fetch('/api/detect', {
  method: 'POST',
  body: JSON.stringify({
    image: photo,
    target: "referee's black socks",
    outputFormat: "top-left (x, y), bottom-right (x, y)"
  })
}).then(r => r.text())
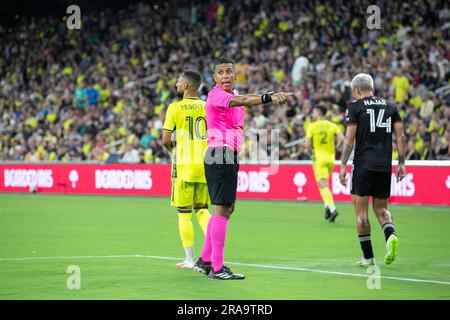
top-left (382, 223), bottom-right (396, 242)
top-left (358, 234), bottom-right (374, 259)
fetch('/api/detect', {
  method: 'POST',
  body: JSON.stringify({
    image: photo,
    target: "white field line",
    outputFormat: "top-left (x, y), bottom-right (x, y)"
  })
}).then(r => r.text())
top-left (0, 254), bottom-right (449, 286)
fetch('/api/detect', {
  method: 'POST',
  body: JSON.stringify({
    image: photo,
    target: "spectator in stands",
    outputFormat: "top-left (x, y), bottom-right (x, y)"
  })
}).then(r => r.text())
top-left (120, 143), bottom-right (140, 164)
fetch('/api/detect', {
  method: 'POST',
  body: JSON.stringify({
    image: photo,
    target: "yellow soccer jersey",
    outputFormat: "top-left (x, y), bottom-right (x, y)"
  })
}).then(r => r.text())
top-left (163, 97), bottom-right (207, 183)
top-left (306, 119), bottom-right (340, 162)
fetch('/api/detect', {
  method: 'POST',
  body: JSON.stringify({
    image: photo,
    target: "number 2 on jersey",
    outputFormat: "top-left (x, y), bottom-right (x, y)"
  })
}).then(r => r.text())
top-left (319, 131), bottom-right (327, 144)
top-left (366, 109), bottom-right (391, 133)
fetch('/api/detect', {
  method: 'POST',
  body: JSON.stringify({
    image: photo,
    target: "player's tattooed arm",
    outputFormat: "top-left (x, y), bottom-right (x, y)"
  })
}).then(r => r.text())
top-left (339, 125), bottom-right (356, 186)
top-left (340, 140), bottom-right (353, 166)
top-left (394, 122), bottom-right (406, 165)
top-left (394, 121), bottom-right (406, 182)
top-left (340, 125), bottom-right (357, 166)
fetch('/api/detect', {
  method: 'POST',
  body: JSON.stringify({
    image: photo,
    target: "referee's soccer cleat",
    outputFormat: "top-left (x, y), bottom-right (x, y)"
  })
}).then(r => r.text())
top-left (176, 260), bottom-right (195, 268)
top-left (328, 210), bottom-right (339, 222)
top-left (356, 258), bottom-right (375, 267)
top-left (325, 208), bottom-right (331, 220)
top-left (384, 234), bottom-right (399, 265)
top-left (208, 266), bottom-right (245, 280)
top-left (193, 257), bottom-right (212, 275)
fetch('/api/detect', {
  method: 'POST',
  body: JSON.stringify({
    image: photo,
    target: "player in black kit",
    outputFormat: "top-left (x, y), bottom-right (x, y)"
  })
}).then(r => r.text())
top-left (339, 73), bottom-right (406, 267)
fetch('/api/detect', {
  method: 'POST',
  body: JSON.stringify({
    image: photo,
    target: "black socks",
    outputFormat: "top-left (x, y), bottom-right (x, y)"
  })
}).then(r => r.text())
top-left (382, 223), bottom-right (396, 241)
top-left (359, 234), bottom-right (374, 259)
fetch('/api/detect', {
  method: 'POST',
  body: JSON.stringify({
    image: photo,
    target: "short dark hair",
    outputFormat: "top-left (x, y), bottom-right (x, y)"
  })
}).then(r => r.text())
top-left (214, 58), bottom-right (235, 69)
top-left (182, 70), bottom-right (202, 91)
top-left (314, 104), bottom-right (327, 116)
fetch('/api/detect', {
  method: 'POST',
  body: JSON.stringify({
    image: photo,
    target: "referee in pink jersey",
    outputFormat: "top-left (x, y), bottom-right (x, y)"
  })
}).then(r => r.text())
top-left (193, 58), bottom-right (292, 280)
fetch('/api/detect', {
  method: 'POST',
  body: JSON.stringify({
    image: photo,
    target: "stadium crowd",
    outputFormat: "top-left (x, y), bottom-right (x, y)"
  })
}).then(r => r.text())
top-left (0, 0), bottom-right (449, 163)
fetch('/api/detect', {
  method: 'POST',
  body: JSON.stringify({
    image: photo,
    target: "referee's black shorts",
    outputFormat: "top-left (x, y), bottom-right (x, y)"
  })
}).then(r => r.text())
top-left (350, 165), bottom-right (391, 199)
top-left (204, 146), bottom-right (239, 205)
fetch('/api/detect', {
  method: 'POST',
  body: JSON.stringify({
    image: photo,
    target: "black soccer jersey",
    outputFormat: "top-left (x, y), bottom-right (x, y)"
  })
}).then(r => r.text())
top-left (345, 96), bottom-right (402, 172)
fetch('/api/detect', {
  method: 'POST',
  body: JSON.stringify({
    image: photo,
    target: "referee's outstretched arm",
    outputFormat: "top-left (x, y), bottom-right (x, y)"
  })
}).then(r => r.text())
top-left (228, 92), bottom-right (294, 107)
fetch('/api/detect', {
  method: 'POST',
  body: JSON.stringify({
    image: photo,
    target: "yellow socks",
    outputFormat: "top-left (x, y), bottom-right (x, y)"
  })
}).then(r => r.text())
top-left (178, 213), bottom-right (194, 248)
top-left (319, 187), bottom-right (336, 212)
top-left (195, 208), bottom-right (211, 235)
top-left (177, 208), bottom-right (210, 262)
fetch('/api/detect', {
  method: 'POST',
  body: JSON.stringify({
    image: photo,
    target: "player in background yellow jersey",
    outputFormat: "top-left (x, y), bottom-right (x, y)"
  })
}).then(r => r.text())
top-left (305, 104), bottom-right (344, 222)
top-left (162, 70), bottom-right (211, 268)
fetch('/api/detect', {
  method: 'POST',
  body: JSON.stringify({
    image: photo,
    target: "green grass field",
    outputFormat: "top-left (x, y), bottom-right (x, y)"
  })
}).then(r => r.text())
top-left (0, 194), bottom-right (449, 300)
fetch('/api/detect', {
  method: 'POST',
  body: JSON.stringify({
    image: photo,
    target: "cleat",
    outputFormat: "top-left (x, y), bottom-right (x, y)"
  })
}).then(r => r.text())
top-left (193, 257), bottom-right (212, 275)
top-left (208, 266), bottom-right (245, 280)
top-left (176, 260), bottom-right (195, 268)
top-left (384, 234), bottom-right (399, 265)
top-left (356, 258), bottom-right (375, 267)
top-left (328, 210), bottom-right (339, 222)
top-left (325, 208), bottom-right (331, 220)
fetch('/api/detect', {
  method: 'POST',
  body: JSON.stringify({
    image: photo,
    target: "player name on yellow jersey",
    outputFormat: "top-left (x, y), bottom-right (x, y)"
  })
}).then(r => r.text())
top-left (180, 103), bottom-right (204, 111)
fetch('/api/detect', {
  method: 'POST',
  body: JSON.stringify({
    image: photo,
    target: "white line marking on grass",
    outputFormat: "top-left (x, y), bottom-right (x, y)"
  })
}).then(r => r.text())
top-left (1, 254), bottom-right (449, 286)
top-left (225, 261), bottom-right (450, 286)
top-left (0, 254), bottom-right (179, 262)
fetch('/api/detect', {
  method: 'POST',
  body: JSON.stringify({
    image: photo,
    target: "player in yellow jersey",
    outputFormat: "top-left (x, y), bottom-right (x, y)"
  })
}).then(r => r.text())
top-left (162, 70), bottom-right (211, 268)
top-left (305, 104), bottom-right (344, 222)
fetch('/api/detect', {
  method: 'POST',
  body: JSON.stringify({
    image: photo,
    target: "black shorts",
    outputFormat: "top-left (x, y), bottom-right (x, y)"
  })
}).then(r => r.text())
top-left (204, 147), bottom-right (239, 205)
top-left (351, 165), bottom-right (391, 199)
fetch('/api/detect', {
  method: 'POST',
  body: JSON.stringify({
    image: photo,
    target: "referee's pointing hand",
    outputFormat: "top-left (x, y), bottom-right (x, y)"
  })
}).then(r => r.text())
top-left (271, 92), bottom-right (294, 105)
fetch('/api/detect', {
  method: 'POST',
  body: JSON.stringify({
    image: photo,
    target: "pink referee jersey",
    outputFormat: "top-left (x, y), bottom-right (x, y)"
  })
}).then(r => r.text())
top-left (205, 85), bottom-right (245, 152)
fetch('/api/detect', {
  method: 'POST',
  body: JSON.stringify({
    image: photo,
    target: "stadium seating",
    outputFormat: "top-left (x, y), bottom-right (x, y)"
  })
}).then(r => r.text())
top-left (0, 0), bottom-right (448, 163)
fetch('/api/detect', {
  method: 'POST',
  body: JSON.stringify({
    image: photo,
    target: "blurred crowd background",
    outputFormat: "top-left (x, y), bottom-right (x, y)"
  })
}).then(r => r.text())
top-left (0, 0), bottom-right (449, 163)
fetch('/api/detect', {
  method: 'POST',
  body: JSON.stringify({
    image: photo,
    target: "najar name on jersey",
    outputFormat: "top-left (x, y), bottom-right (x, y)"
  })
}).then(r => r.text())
top-left (345, 99), bottom-right (387, 122)
top-left (363, 99), bottom-right (387, 106)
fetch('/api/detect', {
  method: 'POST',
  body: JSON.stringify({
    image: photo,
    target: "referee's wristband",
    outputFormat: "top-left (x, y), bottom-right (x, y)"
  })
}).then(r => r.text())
top-left (261, 92), bottom-right (273, 104)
